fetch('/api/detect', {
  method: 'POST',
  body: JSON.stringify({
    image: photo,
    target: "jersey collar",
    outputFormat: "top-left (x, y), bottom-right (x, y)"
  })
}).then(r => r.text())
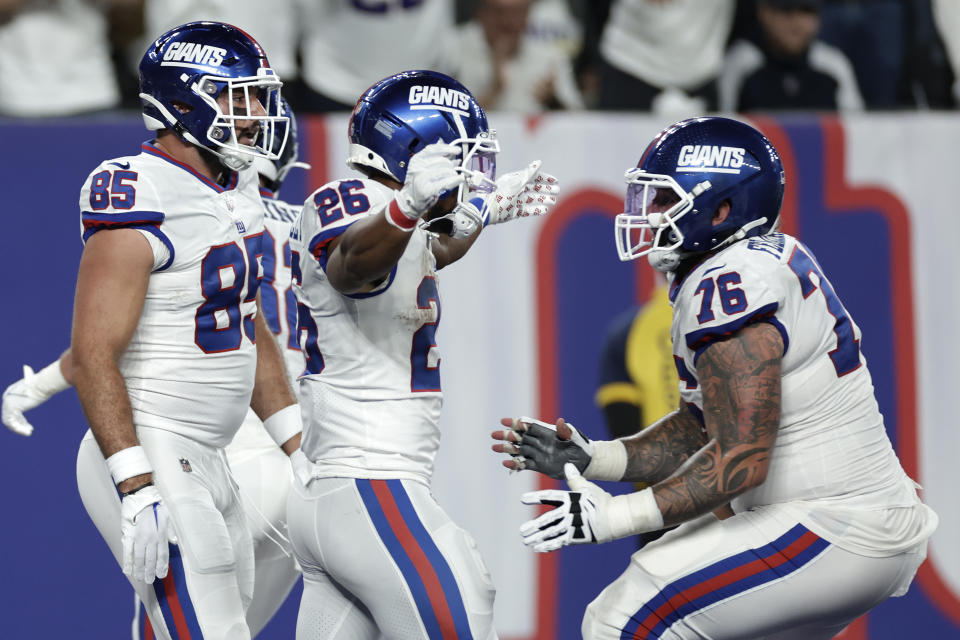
top-left (141, 142), bottom-right (239, 193)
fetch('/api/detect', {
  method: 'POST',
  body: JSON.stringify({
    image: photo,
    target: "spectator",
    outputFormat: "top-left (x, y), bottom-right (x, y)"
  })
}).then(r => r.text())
top-left (448, 0), bottom-right (584, 112)
top-left (295, 0), bottom-right (453, 112)
top-left (819, 0), bottom-right (954, 110)
top-left (0, 0), bottom-right (121, 117)
top-left (581, 0), bottom-right (735, 114)
top-left (719, 0), bottom-right (864, 112)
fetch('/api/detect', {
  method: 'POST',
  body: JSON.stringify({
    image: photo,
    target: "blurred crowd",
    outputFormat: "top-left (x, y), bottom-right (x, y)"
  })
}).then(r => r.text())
top-left (1, 0), bottom-right (957, 119)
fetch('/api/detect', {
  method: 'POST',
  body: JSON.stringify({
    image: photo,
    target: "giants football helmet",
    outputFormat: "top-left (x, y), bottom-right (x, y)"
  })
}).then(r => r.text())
top-left (139, 21), bottom-right (288, 171)
top-left (254, 96), bottom-right (311, 192)
top-left (347, 70), bottom-right (499, 234)
top-left (615, 117), bottom-right (785, 272)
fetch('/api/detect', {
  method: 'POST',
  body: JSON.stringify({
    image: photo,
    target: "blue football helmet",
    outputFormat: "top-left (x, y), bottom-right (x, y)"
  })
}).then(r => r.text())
top-left (347, 70), bottom-right (499, 224)
top-left (615, 117), bottom-right (786, 272)
top-left (139, 21), bottom-right (288, 171)
top-left (254, 96), bottom-right (311, 192)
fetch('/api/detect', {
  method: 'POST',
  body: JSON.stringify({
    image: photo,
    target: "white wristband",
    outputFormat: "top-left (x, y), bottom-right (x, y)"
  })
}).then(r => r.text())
top-left (263, 404), bottom-right (302, 448)
top-left (605, 487), bottom-right (664, 539)
top-left (584, 439), bottom-right (628, 481)
top-left (105, 445), bottom-right (153, 486)
top-left (33, 359), bottom-right (70, 397)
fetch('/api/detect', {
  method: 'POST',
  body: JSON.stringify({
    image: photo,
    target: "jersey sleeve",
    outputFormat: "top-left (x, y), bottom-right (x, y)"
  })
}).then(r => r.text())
top-left (300, 178), bottom-right (393, 271)
top-left (78, 159), bottom-right (172, 270)
top-left (674, 252), bottom-right (788, 366)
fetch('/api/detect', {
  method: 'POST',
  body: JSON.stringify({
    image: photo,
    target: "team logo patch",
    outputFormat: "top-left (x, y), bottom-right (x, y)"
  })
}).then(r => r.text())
top-left (179, 458), bottom-right (193, 473)
top-left (676, 145), bottom-right (746, 174)
top-left (235, 220), bottom-right (246, 234)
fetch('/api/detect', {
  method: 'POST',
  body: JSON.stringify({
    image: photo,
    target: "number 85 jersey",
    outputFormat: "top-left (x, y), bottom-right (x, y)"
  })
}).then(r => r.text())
top-left (670, 232), bottom-right (913, 516)
top-left (291, 177), bottom-right (443, 483)
top-left (79, 142), bottom-right (266, 448)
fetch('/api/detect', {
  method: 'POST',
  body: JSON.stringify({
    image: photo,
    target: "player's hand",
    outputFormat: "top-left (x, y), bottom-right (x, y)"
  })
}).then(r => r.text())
top-left (395, 141), bottom-right (466, 220)
top-left (491, 416), bottom-right (593, 479)
top-left (120, 484), bottom-right (172, 583)
top-left (2, 364), bottom-right (59, 436)
top-left (520, 464), bottom-right (663, 552)
top-left (483, 160), bottom-right (559, 225)
top-left (520, 463), bottom-right (604, 552)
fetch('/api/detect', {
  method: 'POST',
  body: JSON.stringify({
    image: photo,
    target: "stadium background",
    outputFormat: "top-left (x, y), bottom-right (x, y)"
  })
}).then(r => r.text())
top-left (0, 111), bottom-right (957, 639)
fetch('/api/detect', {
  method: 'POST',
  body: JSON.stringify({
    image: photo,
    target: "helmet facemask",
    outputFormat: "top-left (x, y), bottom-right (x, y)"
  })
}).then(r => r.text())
top-left (615, 168), bottom-right (706, 271)
top-left (141, 68), bottom-right (287, 172)
top-left (426, 127), bottom-right (501, 238)
top-left (200, 70), bottom-right (287, 171)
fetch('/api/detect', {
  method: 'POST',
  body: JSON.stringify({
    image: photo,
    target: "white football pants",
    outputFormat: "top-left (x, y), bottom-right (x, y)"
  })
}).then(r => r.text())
top-left (582, 508), bottom-right (927, 639)
top-left (77, 427), bottom-right (255, 640)
top-left (287, 475), bottom-right (498, 639)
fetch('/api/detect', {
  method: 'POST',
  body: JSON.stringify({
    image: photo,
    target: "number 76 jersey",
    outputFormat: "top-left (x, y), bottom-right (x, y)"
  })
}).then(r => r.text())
top-left (291, 177), bottom-right (443, 483)
top-left (670, 232), bottom-right (913, 518)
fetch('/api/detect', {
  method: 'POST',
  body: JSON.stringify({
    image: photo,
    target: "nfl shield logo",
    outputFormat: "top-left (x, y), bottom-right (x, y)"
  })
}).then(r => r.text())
top-left (179, 458), bottom-right (192, 473)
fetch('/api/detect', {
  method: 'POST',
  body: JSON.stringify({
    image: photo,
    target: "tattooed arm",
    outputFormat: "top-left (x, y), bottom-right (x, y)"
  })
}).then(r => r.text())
top-left (651, 322), bottom-right (783, 526)
top-left (618, 403), bottom-right (708, 484)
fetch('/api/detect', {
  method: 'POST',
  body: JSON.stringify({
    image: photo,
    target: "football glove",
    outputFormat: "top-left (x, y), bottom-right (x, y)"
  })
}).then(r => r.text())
top-left (519, 463), bottom-right (663, 552)
top-left (120, 484), bottom-right (173, 584)
top-left (2, 362), bottom-right (70, 436)
top-left (394, 142), bottom-right (466, 221)
top-left (483, 160), bottom-right (559, 225)
top-left (494, 416), bottom-right (594, 480)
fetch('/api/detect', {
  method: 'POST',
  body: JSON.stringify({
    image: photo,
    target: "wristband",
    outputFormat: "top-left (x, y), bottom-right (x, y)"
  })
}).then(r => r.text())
top-left (33, 359), bottom-right (70, 396)
top-left (584, 439), bottom-right (628, 481)
top-left (605, 487), bottom-right (664, 539)
top-left (263, 404), bottom-right (302, 448)
top-left (106, 445), bottom-right (153, 486)
top-left (385, 199), bottom-right (417, 232)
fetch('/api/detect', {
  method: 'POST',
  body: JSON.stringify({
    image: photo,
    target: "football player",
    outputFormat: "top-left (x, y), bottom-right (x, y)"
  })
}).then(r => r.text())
top-left (286, 70), bottom-right (559, 639)
top-left (494, 117), bottom-right (938, 639)
top-left (1, 94), bottom-right (310, 638)
top-left (75, 21), bottom-right (299, 640)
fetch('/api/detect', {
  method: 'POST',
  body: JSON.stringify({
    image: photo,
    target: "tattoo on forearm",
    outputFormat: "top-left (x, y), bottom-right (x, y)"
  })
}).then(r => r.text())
top-left (621, 407), bottom-right (707, 483)
top-left (653, 322), bottom-right (782, 525)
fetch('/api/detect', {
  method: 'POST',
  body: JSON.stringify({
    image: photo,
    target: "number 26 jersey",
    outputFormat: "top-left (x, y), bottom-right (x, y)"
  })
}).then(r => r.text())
top-left (291, 178), bottom-right (443, 483)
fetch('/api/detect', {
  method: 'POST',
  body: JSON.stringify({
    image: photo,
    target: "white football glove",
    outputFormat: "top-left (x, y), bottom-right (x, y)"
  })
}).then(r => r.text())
top-left (395, 142), bottom-right (466, 221)
top-left (519, 463), bottom-right (663, 553)
top-left (2, 362), bottom-right (70, 436)
top-left (120, 484), bottom-right (173, 583)
top-left (484, 160), bottom-right (559, 225)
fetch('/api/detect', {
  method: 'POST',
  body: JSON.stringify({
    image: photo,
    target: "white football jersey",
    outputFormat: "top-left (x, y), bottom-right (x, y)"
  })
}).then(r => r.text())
top-left (79, 143), bottom-right (266, 448)
top-left (671, 232), bottom-right (936, 554)
top-left (291, 177), bottom-right (442, 483)
top-left (258, 188), bottom-right (307, 381)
